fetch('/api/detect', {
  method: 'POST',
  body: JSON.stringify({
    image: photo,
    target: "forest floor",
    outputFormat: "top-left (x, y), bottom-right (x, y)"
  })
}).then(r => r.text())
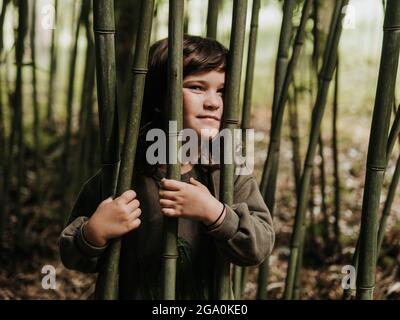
top-left (1, 107), bottom-right (400, 300)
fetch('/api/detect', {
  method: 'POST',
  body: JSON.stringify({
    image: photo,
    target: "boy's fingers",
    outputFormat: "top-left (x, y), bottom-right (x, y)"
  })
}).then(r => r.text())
top-left (190, 177), bottom-right (209, 191)
top-left (129, 208), bottom-right (142, 220)
top-left (161, 208), bottom-right (176, 217)
top-left (159, 190), bottom-right (178, 200)
top-left (128, 218), bottom-right (141, 230)
top-left (190, 177), bottom-right (203, 187)
top-left (159, 199), bottom-right (175, 208)
top-left (116, 190), bottom-right (137, 204)
top-left (126, 199), bottom-right (140, 213)
top-left (160, 178), bottom-right (182, 191)
top-left (102, 197), bottom-right (113, 204)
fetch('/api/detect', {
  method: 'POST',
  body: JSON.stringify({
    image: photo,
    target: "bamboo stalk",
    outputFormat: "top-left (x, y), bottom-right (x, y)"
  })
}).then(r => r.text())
top-left (258, 0), bottom-right (313, 300)
top-left (217, 0), bottom-right (247, 300)
top-left (61, 0), bottom-right (90, 223)
top-left (356, 0), bottom-right (400, 300)
top-left (206, 0), bottom-right (220, 39)
top-left (46, 0), bottom-right (58, 130)
top-left (73, 6), bottom-right (96, 193)
top-left (161, 0), bottom-right (183, 300)
top-left (386, 106), bottom-right (400, 159)
top-left (14, 0), bottom-right (28, 246)
top-left (318, 135), bottom-right (329, 242)
top-left (377, 154), bottom-right (400, 258)
top-left (184, 0), bottom-right (189, 34)
top-left (0, 57), bottom-right (5, 242)
top-left (92, 0), bottom-right (120, 299)
top-left (332, 59), bottom-right (341, 252)
top-left (0, 0), bottom-right (9, 56)
top-left (284, 0), bottom-right (348, 300)
top-left (234, 0), bottom-right (261, 300)
top-left (344, 106), bottom-right (400, 299)
top-left (94, 0), bottom-right (155, 300)
top-left (288, 83), bottom-right (301, 192)
top-left (0, 0), bottom-right (10, 241)
top-left (30, 0), bottom-right (41, 193)
top-left (115, 0), bottom-right (141, 142)
top-left (271, 0), bottom-right (296, 121)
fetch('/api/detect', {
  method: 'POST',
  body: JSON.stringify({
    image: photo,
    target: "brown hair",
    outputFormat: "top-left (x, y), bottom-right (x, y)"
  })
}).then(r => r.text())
top-left (135, 35), bottom-right (228, 175)
top-left (139, 35), bottom-right (228, 133)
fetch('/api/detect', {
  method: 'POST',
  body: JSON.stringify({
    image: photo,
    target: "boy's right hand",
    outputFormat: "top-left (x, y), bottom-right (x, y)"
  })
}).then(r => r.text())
top-left (83, 190), bottom-right (142, 247)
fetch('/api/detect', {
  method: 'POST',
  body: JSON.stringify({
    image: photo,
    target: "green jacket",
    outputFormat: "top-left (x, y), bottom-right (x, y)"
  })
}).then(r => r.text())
top-left (59, 163), bottom-right (274, 299)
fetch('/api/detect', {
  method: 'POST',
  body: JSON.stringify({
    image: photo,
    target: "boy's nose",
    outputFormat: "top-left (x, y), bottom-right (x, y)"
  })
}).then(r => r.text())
top-left (204, 92), bottom-right (221, 110)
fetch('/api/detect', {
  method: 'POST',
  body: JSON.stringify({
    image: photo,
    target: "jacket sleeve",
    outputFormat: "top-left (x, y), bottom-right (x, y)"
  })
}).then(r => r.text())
top-left (59, 170), bottom-right (108, 273)
top-left (206, 174), bottom-right (275, 266)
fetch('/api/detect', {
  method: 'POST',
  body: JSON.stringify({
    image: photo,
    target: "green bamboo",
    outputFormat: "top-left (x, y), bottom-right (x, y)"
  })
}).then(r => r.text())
top-left (377, 154), bottom-right (400, 258)
top-left (161, 0), bottom-right (183, 300)
top-left (183, 0), bottom-right (189, 34)
top-left (288, 83), bottom-right (301, 192)
top-left (344, 106), bottom-right (400, 299)
top-left (95, 0), bottom-right (155, 299)
top-left (284, 0), bottom-right (348, 300)
top-left (271, 0), bottom-right (296, 121)
top-left (258, 0), bottom-right (313, 300)
top-left (61, 0), bottom-right (90, 222)
top-left (0, 0), bottom-right (10, 242)
top-left (386, 106), bottom-right (400, 160)
top-left (14, 0), bottom-right (28, 246)
top-left (374, 106), bottom-right (400, 257)
top-left (30, 0), bottom-right (40, 184)
top-left (115, 0), bottom-right (141, 142)
top-left (0, 59), bottom-right (4, 243)
top-left (308, 165), bottom-right (317, 244)
top-left (0, 0), bottom-right (9, 56)
top-left (46, 0), bottom-right (58, 130)
top-left (206, 0), bottom-right (220, 39)
top-left (0, 0), bottom-right (6, 163)
top-left (318, 135), bottom-right (329, 242)
top-left (332, 59), bottom-right (341, 252)
top-left (73, 5), bottom-right (96, 193)
top-left (234, 0), bottom-right (261, 300)
top-left (217, 0), bottom-right (247, 300)
top-left (292, 223), bottom-right (305, 299)
top-left (92, 0), bottom-right (120, 299)
top-left (356, 0), bottom-right (400, 300)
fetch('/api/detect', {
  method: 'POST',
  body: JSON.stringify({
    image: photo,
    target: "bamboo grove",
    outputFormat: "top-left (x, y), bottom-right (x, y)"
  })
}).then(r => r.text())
top-left (0, 0), bottom-right (400, 300)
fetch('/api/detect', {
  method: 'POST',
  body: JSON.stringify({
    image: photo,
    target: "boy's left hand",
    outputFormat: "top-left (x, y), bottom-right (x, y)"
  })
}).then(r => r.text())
top-left (159, 177), bottom-right (225, 226)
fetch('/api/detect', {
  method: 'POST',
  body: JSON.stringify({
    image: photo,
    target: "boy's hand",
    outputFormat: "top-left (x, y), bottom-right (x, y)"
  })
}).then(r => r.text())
top-left (84, 190), bottom-right (142, 247)
top-left (159, 178), bottom-right (225, 226)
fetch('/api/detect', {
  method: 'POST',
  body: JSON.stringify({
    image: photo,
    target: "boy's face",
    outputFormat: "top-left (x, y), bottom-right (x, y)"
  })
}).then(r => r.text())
top-left (182, 70), bottom-right (225, 140)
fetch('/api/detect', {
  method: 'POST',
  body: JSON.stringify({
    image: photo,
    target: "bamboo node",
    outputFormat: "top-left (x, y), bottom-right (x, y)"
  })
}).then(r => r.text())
top-left (93, 29), bottom-right (115, 34)
top-left (223, 119), bottom-right (239, 125)
top-left (369, 166), bottom-right (386, 172)
top-left (132, 67), bottom-right (148, 75)
top-left (357, 285), bottom-right (375, 290)
top-left (383, 25), bottom-right (400, 32)
top-left (168, 131), bottom-right (180, 137)
top-left (162, 254), bottom-right (179, 259)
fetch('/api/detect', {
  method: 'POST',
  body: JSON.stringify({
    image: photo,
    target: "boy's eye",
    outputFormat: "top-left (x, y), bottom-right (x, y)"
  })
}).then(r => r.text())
top-left (218, 89), bottom-right (225, 96)
top-left (189, 85), bottom-right (204, 92)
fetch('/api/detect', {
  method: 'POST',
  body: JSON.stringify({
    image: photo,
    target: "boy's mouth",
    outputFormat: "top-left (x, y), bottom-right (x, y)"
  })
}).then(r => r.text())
top-left (197, 115), bottom-right (220, 122)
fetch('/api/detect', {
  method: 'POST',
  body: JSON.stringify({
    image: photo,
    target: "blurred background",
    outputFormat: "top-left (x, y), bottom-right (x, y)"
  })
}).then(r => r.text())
top-left (0, 0), bottom-right (399, 299)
